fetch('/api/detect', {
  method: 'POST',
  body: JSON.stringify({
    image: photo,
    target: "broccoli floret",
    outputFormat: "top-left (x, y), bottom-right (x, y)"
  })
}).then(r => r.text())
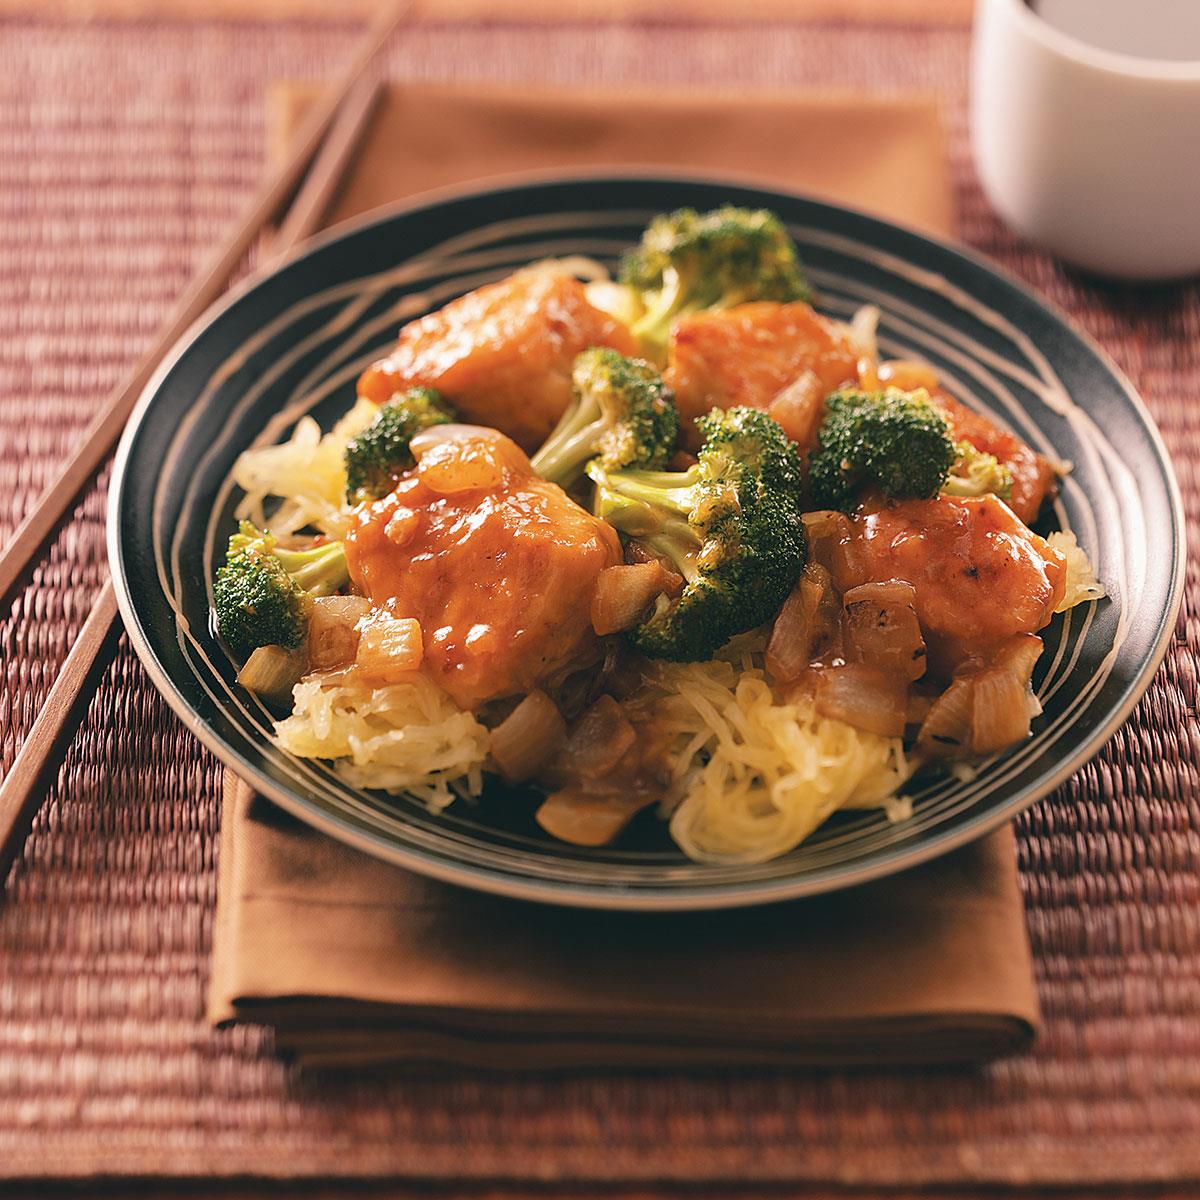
top-left (345, 387), bottom-right (455, 501)
top-left (589, 406), bottom-right (806, 661)
top-left (942, 440), bottom-right (1014, 501)
top-left (213, 521), bottom-right (348, 658)
top-left (807, 387), bottom-right (958, 511)
top-left (619, 206), bottom-right (813, 358)
top-left (529, 348), bottom-right (679, 489)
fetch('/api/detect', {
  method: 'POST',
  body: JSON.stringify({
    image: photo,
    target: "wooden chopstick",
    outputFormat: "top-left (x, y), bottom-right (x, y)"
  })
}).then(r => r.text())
top-left (0, 0), bottom-right (409, 609)
top-left (0, 12), bottom-right (402, 884)
top-left (274, 77), bottom-right (386, 262)
top-left (0, 582), bottom-right (120, 881)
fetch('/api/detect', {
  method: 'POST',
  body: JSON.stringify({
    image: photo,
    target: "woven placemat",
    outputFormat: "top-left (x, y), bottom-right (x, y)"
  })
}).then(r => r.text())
top-left (1, 15), bottom-right (1197, 1191)
top-left (0, 0), bottom-right (976, 21)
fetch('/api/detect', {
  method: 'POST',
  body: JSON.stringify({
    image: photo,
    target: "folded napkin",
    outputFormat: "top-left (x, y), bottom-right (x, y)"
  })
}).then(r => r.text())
top-left (210, 81), bottom-right (1038, 1068)
top-left (268, 82), bottom-right (955, 238)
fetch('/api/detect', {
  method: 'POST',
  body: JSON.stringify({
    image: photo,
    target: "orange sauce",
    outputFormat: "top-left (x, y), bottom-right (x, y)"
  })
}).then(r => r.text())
top-left (344, 427), bottom-right (621, 709)
top-left (830, 494), bottom-right (1067, 677)
top-left (357, 267), bottom-right (637, 452)
top-left (932, 388), bottom-right (1058, 524)
top-left (664, 301), bottom-right (858, 445)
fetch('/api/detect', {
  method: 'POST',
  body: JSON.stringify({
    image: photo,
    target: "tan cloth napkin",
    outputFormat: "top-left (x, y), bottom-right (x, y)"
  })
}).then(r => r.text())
top-left (269, 82), bottom-right (955, 238)
top-left (209, 81), bottom-right (1038, 1067)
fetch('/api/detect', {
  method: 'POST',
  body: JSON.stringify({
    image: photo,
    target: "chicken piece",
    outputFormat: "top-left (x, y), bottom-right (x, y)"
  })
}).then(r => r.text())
top-left (357, 266), bottom-right (638, 452)
top-left (931, 388), bottom-right (1057, 524)
top-left (664, 301), bottom-right (858, 444)
top-left (344, 425), bottom-right (622, 709)
top-left (830, 494), bottom-right (1067, 677)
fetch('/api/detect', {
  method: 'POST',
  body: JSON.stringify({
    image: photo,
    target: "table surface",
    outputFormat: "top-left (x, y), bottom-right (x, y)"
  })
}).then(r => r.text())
top-left (1, 11), bottom-right (1198, 1198)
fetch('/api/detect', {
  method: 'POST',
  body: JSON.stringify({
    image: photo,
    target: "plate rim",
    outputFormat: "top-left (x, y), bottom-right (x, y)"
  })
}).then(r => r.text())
top-left (106, 168), bottom-right (1187, 911)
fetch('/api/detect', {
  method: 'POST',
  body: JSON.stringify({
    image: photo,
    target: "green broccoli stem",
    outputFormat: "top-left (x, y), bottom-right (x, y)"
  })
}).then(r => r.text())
top-left (595, 465), bottom-right (703, 518)
top-left (629, 273), bottom-right (758, 351)
top-left (637, 530), bottom-right (704, 585)
top-left (630, 267), bottom-right (686, 347)
top-left (272, 541), bottom-right (348, 597)
top-left (529, 396), bottom-right (606, 484)
top-left (592, 466), bottom-right (706, 584)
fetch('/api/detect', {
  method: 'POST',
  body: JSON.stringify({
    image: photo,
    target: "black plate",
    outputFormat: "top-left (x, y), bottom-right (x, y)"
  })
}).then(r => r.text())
top-left (107, 173), bottom-right (1185, 910)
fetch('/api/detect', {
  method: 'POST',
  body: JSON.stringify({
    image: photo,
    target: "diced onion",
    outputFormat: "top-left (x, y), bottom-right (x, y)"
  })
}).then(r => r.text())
top-left (802, 510), bottom-right (855, 576)
top-left (384, 505), bottom-right (421, 548)
top-left (848, 304), bottom-right (880, 363)
top-left (905, 689), bottom-right (934, 729)
top-left (553, 695), bottom-right (637, 780)
top-left (308, 594), bottom-right (371, 670)
top-left (968, 634), bottom-right (1043, 754)
top-left (842, 580), bottom-right (927, 681)
top-left (489, 690), bottom-right (567, 782)
top-left (813, 664), bottom-right (908, 737)
top-left (765, 564), bottom-right (833, 684)
top-left (848, 305), bottom-right (880, 389)
top-left (585, 279), bottom-right (645, 331)
top-left (237, 644), bottom-right (306, 700)
top-left (918, 634), bottom-right (1044, 758)
top-left (591, 561), bottom-right (680, 636)
top-left (411, 424), bottom-right (524, 493)
top-left (314, 594), bottom-right (372, 621)
top-left (877, 359), bottom-right (940, 392)
top-left (917, 676), bottom-right (974, 758)
top-left (992, 632), bottom-right (1044, 679)
top-left (354, 610), bottom-right (423, 681)
top-left (765, 593), bottom-right (813, 685)
top-left (969, 668), bottom-right (1036, 754)
top-left (768, 369), bottom-right (825, 448)
top-left (1046, 530), bottom-right (1106, 611)
top-left (536, 786), bottom-right (654, 847)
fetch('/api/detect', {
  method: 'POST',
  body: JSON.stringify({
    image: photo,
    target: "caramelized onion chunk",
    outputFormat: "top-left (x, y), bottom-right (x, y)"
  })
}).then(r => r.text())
top-left (916, 675), bottom-right (975, 758)
top-left (842, 579), bottom-right (927, 681)
top-left (489, 689), bottom-right (567, 782)
top-left (876, 358), bottom-right (940, 392)
top-left (552, 694), bottom-right (638, 780)
top-left (802, 510), bottom-right (856, 576)
top-left (968, 634), bottom-right (1043, 754)
top-left (813, 664), bottom-right (907, 738)
top-left (917, 634), bottom-right (1043, 758)
top-left (768, 369), bottom-right (825, 448)
top-left (766, 563), bottom-right (835, 683)
top-left (536, 786), bottom-right (656, 847)
top-left (354, 610), bottom-right (423, 681)
top-left (591, 561), bottom-right (682, 637)
top-left (308, 594), bottom-right (372, 670)
top-left (411, 424), bottom-right (521, 493)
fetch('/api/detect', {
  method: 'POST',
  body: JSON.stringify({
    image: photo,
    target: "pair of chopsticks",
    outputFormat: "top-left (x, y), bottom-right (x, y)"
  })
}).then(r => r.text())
top-left (0, 3), bottom-right (411, 882)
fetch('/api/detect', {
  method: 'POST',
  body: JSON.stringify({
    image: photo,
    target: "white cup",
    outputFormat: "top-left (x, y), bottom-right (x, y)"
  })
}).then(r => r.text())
top-left (970, 0), bottom-right (1200, 280)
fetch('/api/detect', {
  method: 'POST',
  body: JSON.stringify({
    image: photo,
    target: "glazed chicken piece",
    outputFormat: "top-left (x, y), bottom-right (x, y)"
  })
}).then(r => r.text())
top-left (357, 266), bottom-right (638, 453)
top-left (830, 493), bottom-right (1067, 677)
top-left (664, 301), bottom-right (858, 444)
top-left (931, 388), bottom-right (1057, 524)
top-left (344, 425), bottom-right (622, 709)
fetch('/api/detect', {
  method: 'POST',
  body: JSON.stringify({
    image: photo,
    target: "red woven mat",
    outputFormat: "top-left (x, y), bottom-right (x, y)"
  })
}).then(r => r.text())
top-left (1, 15), bottom-right (1198, 1191)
